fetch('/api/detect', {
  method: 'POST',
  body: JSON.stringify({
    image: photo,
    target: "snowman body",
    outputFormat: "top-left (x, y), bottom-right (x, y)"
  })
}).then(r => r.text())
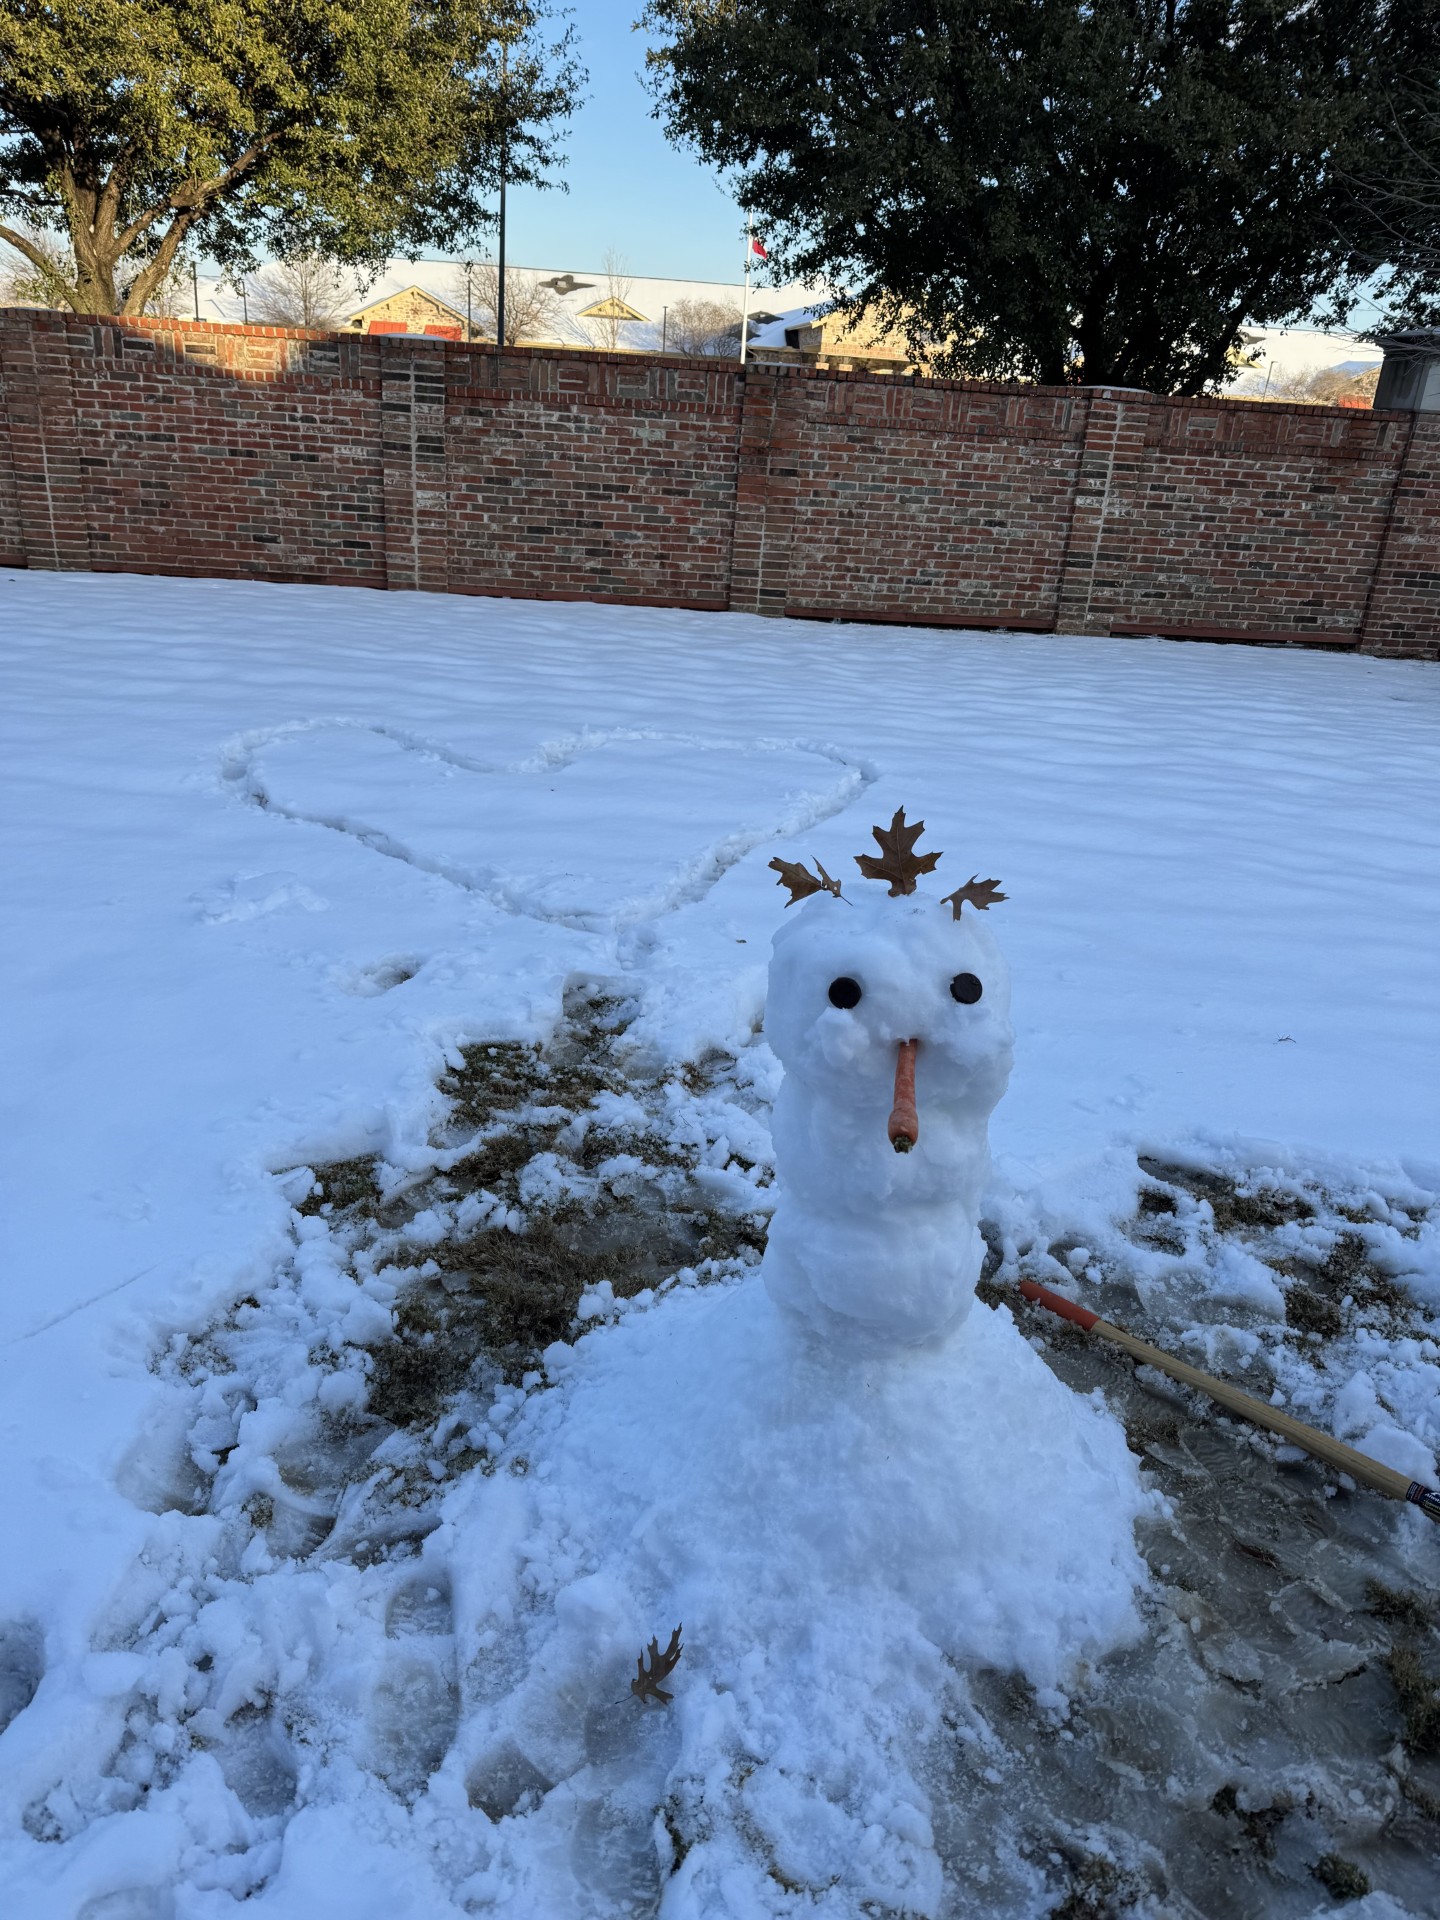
top-left (762, 886), bottom-right (1013, 1346)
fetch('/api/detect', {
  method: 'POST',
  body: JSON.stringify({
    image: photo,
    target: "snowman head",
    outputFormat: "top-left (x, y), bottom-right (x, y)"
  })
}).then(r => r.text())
top-left (766, 810), bottom-right (1012, 1153)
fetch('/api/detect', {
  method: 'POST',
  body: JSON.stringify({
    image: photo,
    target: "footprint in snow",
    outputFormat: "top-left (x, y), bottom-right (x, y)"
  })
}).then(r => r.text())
top-left (197, 869), bottom-right (329, 923)
top-left (0, 1619), bottom-right (44, 1737)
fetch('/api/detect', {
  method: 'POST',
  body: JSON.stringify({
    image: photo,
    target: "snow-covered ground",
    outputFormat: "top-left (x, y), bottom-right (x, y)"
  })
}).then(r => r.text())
top-left (1, 569), bottom-right (1437, 1919)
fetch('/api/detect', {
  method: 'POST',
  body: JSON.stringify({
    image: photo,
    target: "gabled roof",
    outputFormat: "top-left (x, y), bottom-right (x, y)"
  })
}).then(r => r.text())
top-left (578, 295), bottom-right (649, 323)
top-left (349, 284), bottom-right (466, 323)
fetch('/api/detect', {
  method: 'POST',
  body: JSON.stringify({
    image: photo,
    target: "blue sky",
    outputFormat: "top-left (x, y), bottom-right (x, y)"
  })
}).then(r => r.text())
top-left (506, 0), bottom-right (749, 283)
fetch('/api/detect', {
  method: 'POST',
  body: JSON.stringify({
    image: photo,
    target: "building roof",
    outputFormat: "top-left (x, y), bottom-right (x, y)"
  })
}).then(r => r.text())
top-left (348, 284), bottom-right (466, 326)
top-left (578, 294), bottom-right (651, 323)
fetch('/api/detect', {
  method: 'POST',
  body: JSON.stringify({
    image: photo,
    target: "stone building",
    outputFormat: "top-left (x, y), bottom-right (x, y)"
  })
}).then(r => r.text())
top-left (347, 286), bottom-right (468, 338)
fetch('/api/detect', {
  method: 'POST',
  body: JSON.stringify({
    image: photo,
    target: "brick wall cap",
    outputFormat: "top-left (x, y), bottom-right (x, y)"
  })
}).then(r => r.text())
top-left (0, 308), bottom-right (1405, 422)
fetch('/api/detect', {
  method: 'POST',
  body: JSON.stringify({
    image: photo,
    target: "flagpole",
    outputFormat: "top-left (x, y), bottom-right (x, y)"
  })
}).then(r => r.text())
top-left (740, 214), bottom-right (751, 366)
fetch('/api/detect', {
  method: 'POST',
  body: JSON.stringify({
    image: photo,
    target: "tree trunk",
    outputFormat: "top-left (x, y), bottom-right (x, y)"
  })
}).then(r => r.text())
top-left (118, 214), bottom-right (193, 316)
top-left (53, 161), bottom-right (123, 314)
top-left (69, 258), bottom-right (122, 315)
top-left (1077, 331), bottom-right (1121, 387)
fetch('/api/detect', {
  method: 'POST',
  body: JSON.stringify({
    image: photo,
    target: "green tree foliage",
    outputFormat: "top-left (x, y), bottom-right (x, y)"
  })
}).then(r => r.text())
top-left (1348, 81), bottom-right (1440, 325)
top-left (0, 0), bottom-right (580, 316)
top-left (644, 0), bottom-right (1440, 393)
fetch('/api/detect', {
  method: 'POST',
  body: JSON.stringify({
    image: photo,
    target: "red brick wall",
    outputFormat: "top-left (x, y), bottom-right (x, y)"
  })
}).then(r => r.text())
top-left (0, 309), bottom-right (1434, 656)
top-left (443, 352), bottom-right (742, 608)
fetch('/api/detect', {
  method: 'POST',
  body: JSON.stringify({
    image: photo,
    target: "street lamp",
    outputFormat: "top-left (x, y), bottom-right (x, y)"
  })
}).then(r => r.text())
top-left (496, 39), bottom-right (508, 350)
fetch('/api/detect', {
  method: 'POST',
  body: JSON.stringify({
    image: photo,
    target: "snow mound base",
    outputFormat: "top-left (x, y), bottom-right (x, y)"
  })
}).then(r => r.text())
top-left (443, 1274), bottom-right (1150, 1912)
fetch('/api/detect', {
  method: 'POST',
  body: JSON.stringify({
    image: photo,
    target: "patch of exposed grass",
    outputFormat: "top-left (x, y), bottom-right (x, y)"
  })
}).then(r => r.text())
top-left (1386, 1645), bottom-right (1440, 1754)
top-left (1266, 1231), bottom-right (1415, 1341)
top-left (1047, 1852), bottom-right (1150, 1920)
top-left (679, 1051), bottom-right (735, 1096)
top-left (1311, 1854), bottom-right (1371, 1900)
top-left (436, 1041), bottom-right (547, 1133)
top-left (1138, 1158), bottom-right (1314, 1233)
top-left (1137, 1187), bottom-right (1178, 1216)
top-left (1284, 1283), bottom-right (1344, 1339)
top-left (367, 1211), bottom-right (677, 1420)
top-left (294, 1157), bottom-right (382, 1217)
top-left (1365, 1580), bottom-right (1435, 1633)
top-left (356, 991), bottom-right (767, 1424)
top-left (690, 1207), bottom-right (767, 1264)
top-left (447, 1127), bottom-right (547, 1198)
top-left (1315, 1233), bottom-right (1409, 1314)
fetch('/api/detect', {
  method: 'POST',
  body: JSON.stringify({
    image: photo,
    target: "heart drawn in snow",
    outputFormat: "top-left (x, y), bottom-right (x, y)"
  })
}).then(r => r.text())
top-left (234, 723), bottom-right (870, 931)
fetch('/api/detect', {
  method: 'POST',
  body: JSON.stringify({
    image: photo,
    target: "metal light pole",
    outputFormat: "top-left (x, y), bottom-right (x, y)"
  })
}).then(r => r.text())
top-left (464, 259), bottom-right (474, 342)
top-left (496, 39), bottom-right (508, 351)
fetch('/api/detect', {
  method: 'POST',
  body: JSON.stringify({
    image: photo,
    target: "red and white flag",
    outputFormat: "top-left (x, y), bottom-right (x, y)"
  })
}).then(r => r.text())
top-left (749, 237), bottom-right (768, 261)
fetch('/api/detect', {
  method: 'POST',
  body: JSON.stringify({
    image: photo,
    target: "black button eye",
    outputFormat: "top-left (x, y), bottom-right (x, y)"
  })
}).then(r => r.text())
top-left (950, 973), bottom-right (983, 1004)
top-left (828, 976), bottom-right (862, 1009)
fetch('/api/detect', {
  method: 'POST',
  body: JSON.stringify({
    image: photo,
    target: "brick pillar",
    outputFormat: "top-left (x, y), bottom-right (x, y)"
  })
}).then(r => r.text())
top-left (729, 366), bottom-right (800, 616)
top-left (0, 310), bottom-right (93, 570)
top-left (0, 325), bottom-right (21, 567)
top-left (1054, 388), bottom-right (1152, 635)
top-left (378, 338), bottom-right (450, 592)
top-left (1359, 412), bottom-right (1440, 657)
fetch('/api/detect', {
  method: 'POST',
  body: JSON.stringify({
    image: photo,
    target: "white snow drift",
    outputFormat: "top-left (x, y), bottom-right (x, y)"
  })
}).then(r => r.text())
top-left (1, 569), bottom-right (1437, 1918)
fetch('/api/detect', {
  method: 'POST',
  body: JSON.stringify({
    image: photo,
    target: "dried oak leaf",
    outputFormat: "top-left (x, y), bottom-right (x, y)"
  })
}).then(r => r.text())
top-left (631, 1625), bottom-right (684, 1707)
top-left (855, 807), bottom-right (941, 896)
top-left (943, 876), bottom-right (1007, 919)
top-left (769, 856), bottom-right (843, 906)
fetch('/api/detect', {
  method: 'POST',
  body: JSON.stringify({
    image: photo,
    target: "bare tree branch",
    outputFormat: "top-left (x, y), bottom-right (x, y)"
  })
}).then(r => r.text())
top-left (0, 220), bottom-right (66, 281)
top-left (453, 261), bottom-right (565, 343)
top-left (584, 250), bottom-right (639, 351)
top-left (248, 253), bottom-right (360, 328)
top-left (119, 212), bottom-right (196, 316)
top-left (666, 296), bottom-right (742, 356)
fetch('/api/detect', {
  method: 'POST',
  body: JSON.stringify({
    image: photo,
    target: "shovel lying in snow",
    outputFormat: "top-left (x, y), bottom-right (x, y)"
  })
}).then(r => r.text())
top-left (1018, 1280), bottom-right (1440, 1523)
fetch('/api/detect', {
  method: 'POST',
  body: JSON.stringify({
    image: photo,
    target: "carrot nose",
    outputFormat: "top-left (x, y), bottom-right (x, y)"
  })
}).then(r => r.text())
top-left (888, 1039), bottom-right (920, 1152)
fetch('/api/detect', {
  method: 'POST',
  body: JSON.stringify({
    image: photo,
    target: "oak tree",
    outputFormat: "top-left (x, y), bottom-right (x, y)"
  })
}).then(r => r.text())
top-left (0, 0), bottom-right (580, 316)
top-left (644, 0), bottom-right (1440, 393)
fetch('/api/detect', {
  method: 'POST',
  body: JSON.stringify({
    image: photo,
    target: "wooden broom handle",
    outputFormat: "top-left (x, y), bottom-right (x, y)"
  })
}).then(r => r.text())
top-left (1018, 1280), bottom-right (1440, 1522)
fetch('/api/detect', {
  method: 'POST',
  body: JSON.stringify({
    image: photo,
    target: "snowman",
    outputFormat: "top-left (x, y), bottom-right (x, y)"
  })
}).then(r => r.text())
top-left (446, 814), bottom-right (1151, 1893)
top-left (763, 807), bottom-right (1011, 1347)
